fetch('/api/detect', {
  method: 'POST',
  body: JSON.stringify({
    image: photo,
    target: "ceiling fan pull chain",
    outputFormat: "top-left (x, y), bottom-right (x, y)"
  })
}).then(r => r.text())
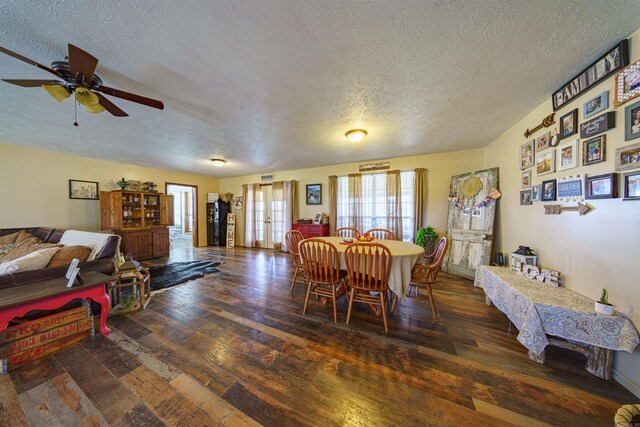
top-left (74, 99), bottom-right (78, 127)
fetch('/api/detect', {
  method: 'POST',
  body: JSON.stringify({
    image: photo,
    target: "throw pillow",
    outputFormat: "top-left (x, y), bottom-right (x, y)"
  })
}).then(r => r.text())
top-left (0, 240), bottom-right (61, 264)
top-left (47, 245), bottom-right (92, 268)
top-left (0, 243), bottom-right (16, 257)
top-left (0, 231), bottom-right (20, 245)
top-left (15, 230), bottom-right (40, 244)
top-left (0, 247), bottom-right (61, 275)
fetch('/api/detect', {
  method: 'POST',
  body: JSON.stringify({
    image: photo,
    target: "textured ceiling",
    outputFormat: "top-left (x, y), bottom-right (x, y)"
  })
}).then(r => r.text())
top-left (1, 1), bottom-right (639, 178)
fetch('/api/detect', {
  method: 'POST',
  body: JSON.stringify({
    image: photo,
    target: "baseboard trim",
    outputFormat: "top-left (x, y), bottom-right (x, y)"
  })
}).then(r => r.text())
top-left (613, 369), bottom-right (640, 399)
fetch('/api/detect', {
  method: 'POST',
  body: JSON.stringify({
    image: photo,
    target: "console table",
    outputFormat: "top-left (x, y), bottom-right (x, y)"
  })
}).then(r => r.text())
top-left (0, 271), bottom-right (113, 337)
top-left (474, 265), bottom-right (639, 379)
top-left (292, 223), bottom-right (330, 238)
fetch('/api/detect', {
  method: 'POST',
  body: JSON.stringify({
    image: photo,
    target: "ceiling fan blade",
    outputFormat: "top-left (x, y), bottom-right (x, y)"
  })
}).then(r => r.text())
top-left (68, 44), bottom-right (98, 83)
top-left (2, 79), bottom-right (63, 87)
top-left (95, 85), bottom-right (164, 110)
top-left (0, 46), bottom-right (63, 79)
top-left (97, 93), bottom-right (128, 117)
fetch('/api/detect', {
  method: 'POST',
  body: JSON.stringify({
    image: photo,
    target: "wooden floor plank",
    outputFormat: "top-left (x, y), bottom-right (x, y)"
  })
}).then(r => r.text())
top-left (3, 245), bottom-right (635, 426)
top-left (0, 374), bottom-right (29, 427)
top-left (17, 373), bottom-right (108, 426)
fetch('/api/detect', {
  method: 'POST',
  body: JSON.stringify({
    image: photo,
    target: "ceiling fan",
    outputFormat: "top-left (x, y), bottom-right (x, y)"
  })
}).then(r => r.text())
top-left (0, 43), bottom-right (164, 118)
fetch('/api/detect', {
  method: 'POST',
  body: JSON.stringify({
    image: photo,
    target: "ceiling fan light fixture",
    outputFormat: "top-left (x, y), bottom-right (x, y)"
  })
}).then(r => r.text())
top-left (345, 129), bottom-right (368, 143)
top-left (75, 87), bottom-right (99, 106)
top-left (85, 103), bottom-right (106, 114)
top-left (211, 158), bottom-right (227, 167)
top-left (42, 84), bottom-right (70, 103)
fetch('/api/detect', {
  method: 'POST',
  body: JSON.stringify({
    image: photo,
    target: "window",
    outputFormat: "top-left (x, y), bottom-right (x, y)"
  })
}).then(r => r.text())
top-left (337, 170), bottom-right (416, 242)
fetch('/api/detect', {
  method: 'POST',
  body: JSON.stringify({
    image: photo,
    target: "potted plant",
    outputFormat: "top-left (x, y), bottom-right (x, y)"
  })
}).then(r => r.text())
top-left (594, 288), bottom-right (615, 315)
top-left (414, 226), bottom-right (438, 255)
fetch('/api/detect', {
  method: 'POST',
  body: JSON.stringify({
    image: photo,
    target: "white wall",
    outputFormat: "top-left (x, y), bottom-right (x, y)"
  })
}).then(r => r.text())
top-left (0, 143), bottom-right (219, 246)
top-left (484, 28), bottom-right (640, 396)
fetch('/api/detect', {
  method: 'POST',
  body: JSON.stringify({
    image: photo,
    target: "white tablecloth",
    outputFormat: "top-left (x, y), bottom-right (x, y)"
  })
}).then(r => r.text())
top-left (474, 265), bottom-right (640, 356)
top-left (305, 236), bottom-right (424, 298)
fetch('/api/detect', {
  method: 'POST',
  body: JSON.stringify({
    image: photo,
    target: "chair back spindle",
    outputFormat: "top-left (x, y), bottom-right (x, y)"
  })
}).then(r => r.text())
top-left (365, 228), bottom-right (395, 240)
top-left (299, 239), bottom-right (342, 285)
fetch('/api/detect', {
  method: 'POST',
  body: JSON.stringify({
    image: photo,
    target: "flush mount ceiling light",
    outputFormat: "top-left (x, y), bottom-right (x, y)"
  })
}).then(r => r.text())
top-left (211, 158), bottom-right (227, 167)
top-left (345, 129), bottom-right (368, 143)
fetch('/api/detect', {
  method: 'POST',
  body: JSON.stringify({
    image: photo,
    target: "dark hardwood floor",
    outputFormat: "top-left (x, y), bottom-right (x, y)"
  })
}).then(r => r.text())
top-left (1, 245), bottom-right (636, 426)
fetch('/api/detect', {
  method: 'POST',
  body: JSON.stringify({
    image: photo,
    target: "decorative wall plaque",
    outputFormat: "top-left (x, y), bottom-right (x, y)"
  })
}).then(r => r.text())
top-left (579, 111), bottom-right (616, 138)
top-left (557, 179), bottom-right (582, 198)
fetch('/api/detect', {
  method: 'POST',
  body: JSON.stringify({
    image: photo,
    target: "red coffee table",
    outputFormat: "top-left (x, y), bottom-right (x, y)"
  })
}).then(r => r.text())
top-left (0, 271), bottom-right (113, 336)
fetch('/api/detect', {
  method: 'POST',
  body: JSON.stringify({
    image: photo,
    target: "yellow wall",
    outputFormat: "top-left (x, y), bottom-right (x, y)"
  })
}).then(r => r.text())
top-left (484, 28), bottom-right (640, 394)
top-left (219, 148), bottom-right (485, 245)
top-left (0, 143), bottom-right (219, 246)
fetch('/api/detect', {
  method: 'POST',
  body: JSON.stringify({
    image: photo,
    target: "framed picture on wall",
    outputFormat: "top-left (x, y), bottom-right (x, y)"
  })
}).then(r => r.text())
top-left (531, 184), bottom-right (541, 201)
top-left (583, 91), bottom-right (609, 119)
top-left (536, 150), bottom-right (555, 176)
top-left (557, 139), bottom-right (578, 171)
top-left (519, 140), bottom-right (534, 170)
top-left (69, 179), bottom-right (99, 200)
top-left (624, 99), bottom-right (640, 141)
top-left (306, 184), bottom-right (321, 205)
top-left (535, 132), bottom-right (550, 152)
top-left (585, 173), bottom-right (617, 199)
top-left (582, 135), bottom-right (606, 166)
top-left (521, 170), bottom-right (531, 189)
top-left (615, 141), bottom-right (640, 171)
top-left (614, 58), bottom-right (640, 107)
top-left (541, 179), bottom-right (557, 201)
top-left (559, 109), bottom-right (578, 140)
top-left (519, 190), bottom-right (532, 205)
top-left (623, 171), bottom-right (640, 200)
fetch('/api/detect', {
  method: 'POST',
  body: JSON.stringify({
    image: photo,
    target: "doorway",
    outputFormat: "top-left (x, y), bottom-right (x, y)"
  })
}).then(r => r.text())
top-left (166, 183), bottom-right (199, 249)
top-left (256, 185), bottom-right (273, 249)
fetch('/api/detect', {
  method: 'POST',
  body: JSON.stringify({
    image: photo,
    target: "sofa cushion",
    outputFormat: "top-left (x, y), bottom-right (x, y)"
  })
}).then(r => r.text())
top-left (0, 243), bottom-right (17, 257)
top-left (47, 245), bottom-right (92, 268)
top-left (0, 231), bottom-right (21, 245)
top-left (0, 247), bottom-right (61, 275)
top-left (0, 239), bottom-right (61, 264)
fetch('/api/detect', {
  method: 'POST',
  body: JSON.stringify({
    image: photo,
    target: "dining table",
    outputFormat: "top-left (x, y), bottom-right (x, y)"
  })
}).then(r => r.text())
top-left (317, 236), bottom-right (425, 299)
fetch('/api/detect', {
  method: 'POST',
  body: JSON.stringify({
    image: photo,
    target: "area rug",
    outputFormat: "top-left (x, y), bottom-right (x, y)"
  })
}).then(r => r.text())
top-left (148, 260), bottom-right (223, 291)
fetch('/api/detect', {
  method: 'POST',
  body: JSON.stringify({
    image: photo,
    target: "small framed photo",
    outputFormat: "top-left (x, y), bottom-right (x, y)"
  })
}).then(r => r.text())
top-left (615, 59), bottom-right (640, 107)
top-left (535, 132), bottom-right (550, 151)
top-left (624, 99), bottom-right (640, 141)
top-left (559, 109), bottom-right (578, 140)
top-left (233, 195), bottom-right (243, 210)
top-left (128, 180), bottom-right (141, 191)
top-left (557, 139), bottom-right (578, 171)
top-left (585, 173), bottom-right (617, 199)
top-left (541, 179), bottom-right (557, 202)
top-left (314, 213), bottom-right (322, 223)
top-left (519, 140), bottom-right (534, 170)
top-left (536, 149), bottom-right (555, 176)
top-left (623, 171), bottom-right (640, 200)
top-left (582, 135), bottom-right (606, 166)
top-left (69, 179), bottom-right (99, 200)
top-left (521, 170), bottom-right (531, 189)
top-left (615, 142), bottom-right (640, 172)
top-left (520, 189), bottom-right (532, 205)
top-left (306, 184), bottom-right (322, 205)
top-left (531, 184), bottom-right (541, 201)
top-left (583, 91), bottom-right (609, 119)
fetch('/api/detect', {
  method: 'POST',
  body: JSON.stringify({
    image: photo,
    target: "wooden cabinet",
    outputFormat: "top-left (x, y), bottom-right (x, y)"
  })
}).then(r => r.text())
top-left (100, 190), bottom-right (174, 260)
top-left (292, 223), bottom-right (330, 238)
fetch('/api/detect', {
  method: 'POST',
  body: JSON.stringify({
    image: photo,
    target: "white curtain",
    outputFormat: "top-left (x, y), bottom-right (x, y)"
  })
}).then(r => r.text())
top-left (272, 180), bottom-right (297, 251)
top-left (242, 183), bottom-right (260, 247)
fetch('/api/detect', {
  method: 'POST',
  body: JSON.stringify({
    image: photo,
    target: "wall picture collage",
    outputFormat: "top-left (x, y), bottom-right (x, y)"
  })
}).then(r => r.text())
top-left (520, 38), bottom-right (640, 205)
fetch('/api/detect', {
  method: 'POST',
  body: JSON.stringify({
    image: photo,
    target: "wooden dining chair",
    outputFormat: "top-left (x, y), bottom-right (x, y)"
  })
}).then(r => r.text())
top-left (285, 230), bottom-right (306, 293)
top-left (334, 227), bottom-right (360, 238)
top-left (344, 243), bottom-right (393, 333)
top-left (406, 237), bottom-right (448, 323)
top-left (365, 228), bottom-right (395, 240)
top-left (298, 238), bottom-right (346, 323)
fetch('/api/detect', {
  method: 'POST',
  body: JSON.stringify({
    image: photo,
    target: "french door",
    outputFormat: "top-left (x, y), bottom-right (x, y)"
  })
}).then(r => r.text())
top-left (256, 185), bottom-right (273, 248)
